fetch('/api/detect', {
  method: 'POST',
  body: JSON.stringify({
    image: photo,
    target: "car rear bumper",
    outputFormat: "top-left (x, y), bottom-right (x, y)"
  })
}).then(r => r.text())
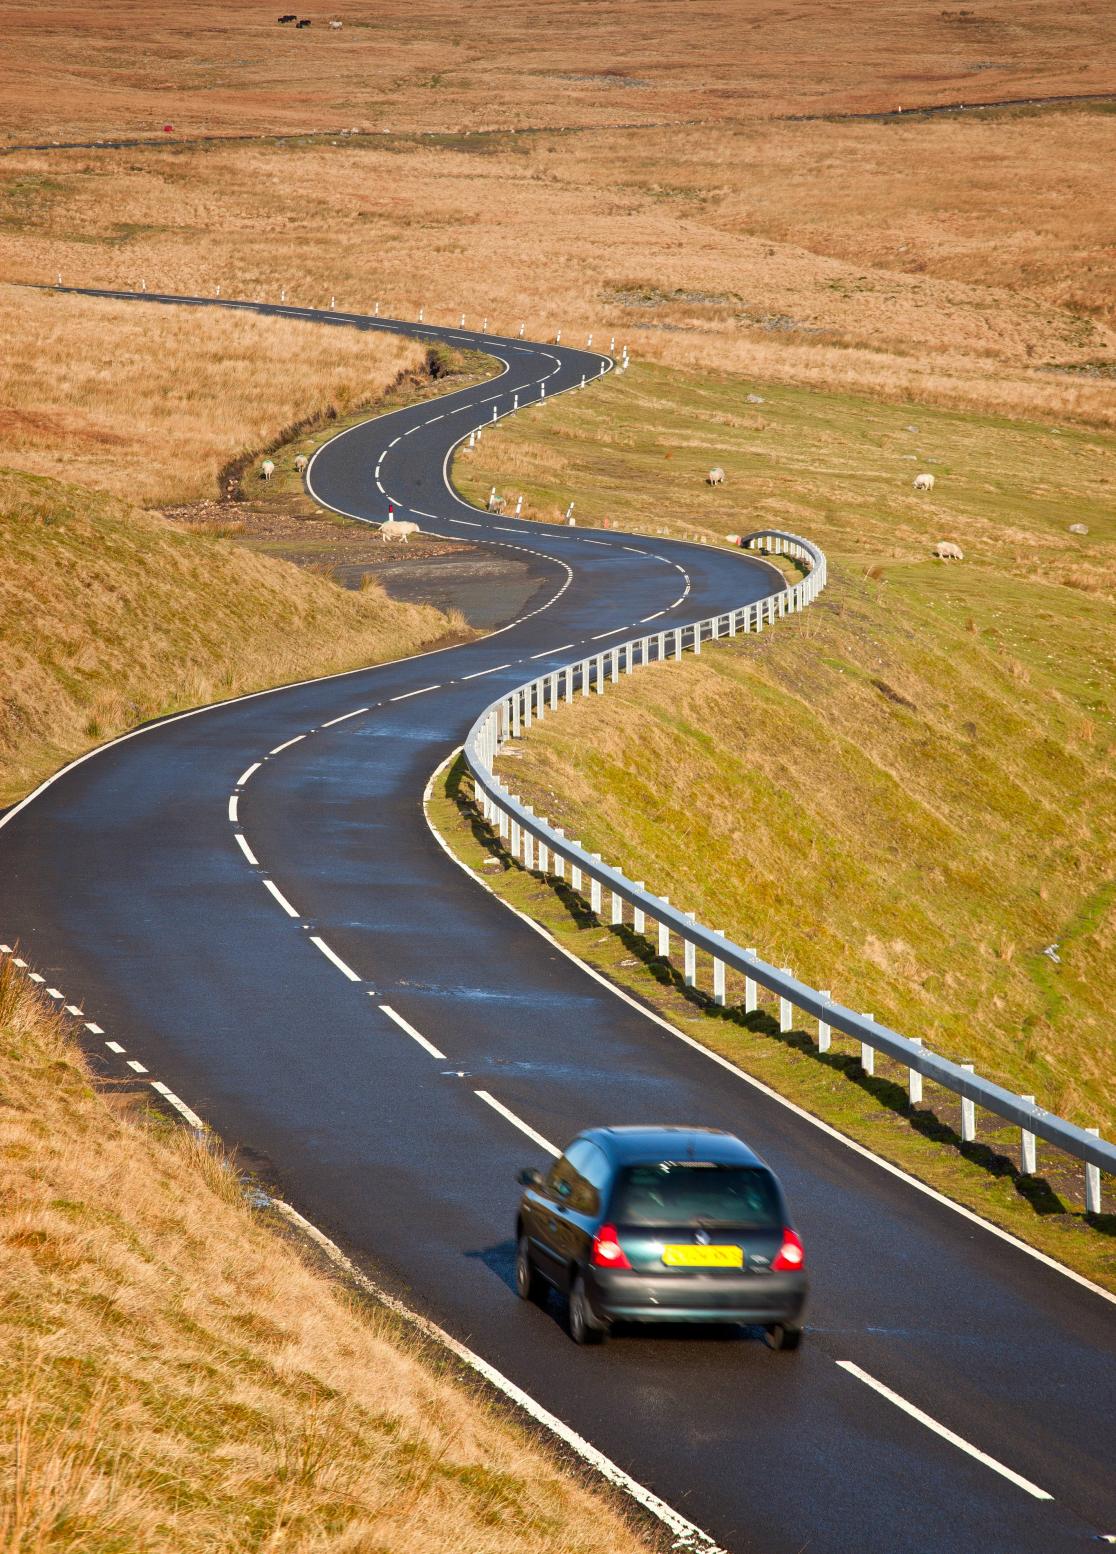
top-left (587, 1267), bottom-right (807, 1325)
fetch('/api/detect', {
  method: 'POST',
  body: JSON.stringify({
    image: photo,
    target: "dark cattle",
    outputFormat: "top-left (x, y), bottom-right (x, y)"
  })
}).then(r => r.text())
top-left (296, 16), bottom-right (312, 24)
top-left (278, 13), bottom-right (297, 21)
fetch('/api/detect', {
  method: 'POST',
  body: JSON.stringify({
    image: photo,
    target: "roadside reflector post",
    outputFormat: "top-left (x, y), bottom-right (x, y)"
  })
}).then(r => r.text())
top-left (658, 897), bottom-right (671, 959)
top-left (960, 1063), bottom-right (976, 1141)
top-left (611, 891), bottom-right (623, 927)
top-left (460, 312), bottom-right (465, 326)
top-left (519, 321), bottom-right (525, 337)
top-left (779, 974), bottom-right (793, 1033)
top-left (418, 305), bottom-right (424, 320)
top-left (1020, 1095), bottom-right (1036, 1175)
top-left (861, 1016), bottom-right (876, 1075)
top-left (633, 887), bottom-right (646, 936)
top-left (713, 931), bottom-right (726, 1006)
top-left (1086, 1128), bottom-right (1102, 1215)
top-left (745, 950), bottom-right (758, 1013)
top-left (684, 915), bottom-right (697, 987)
top-left (817, 992), bottom-right (832, 1052)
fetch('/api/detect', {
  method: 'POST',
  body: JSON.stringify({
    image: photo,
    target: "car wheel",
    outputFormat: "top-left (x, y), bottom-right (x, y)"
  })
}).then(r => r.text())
top-left (568, 1274), bottom-right (606, 1345)
top-left (515, 1234), bottom-right (544, 1302)
top-left (764, 1322), bottom-right (802, 1352)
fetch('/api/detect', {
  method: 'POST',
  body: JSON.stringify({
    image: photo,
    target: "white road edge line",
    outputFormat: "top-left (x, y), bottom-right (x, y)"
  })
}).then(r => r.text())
top-left (474, 1089), bottom-right (560, 1157)
top-left (378, 1002), bottom-right (447, 1060)
top-left (269, 734), bottom-right (305, 755)
top-left (309, 936), bottom-right (362, 982)
top-left (235, 833), bottom-right (260, 866)
top-left (270, 1196), bottom-right (725, 1554)
top-left (420, 750), bottom-right (1116, 1310)
top-left (227, 794), bottom-right (239, 823)
top-left (835, 1362), bottom-right (1054, 1501)
top-left (263, 879), bottom-right (300, 918)
top-left (237, 762), bottom-right (261, 786)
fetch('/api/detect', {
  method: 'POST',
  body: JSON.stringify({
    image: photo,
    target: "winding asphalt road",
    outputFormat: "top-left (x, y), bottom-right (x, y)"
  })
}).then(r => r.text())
top-left (3, 292), bottom-right (1114, 1554)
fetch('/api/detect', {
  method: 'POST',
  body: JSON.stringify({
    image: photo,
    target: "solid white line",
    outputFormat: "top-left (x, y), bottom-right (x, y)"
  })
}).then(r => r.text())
top-left (462, 663), bottom-right (513, 679)
top-left (269, 734), bottom-right (305, 755)
top-left (270, 1197), bottom-right (724, 1554)
top-left (835, 1362), bottom-right (1053, 1500)
top-left (227, 794), bottom-right (239, 823)
top-left (237, 762), bottom-right (261, 785)
top-left (379, 1002), bottom-right (447, 1060)
top-left (235, 833), bottom-right (260, 866)
top-left (310, 936), bottom-right (362, 982)
top-left (421, 751), bottom-right (1116, 1310)
top-left (390, 685), bottom-right (438, 701)
top-left (264, 879), bottom-right (299, 918)
top-left (474, 1090), bottom-right (560, 1157)
top-left (86, 1022), bottom-right (104, 1035)
top-left (105, 1040), bottom-right (125, 1054)
top-left (150, 1081), bottom-right (206, 1130)
top-left (529, 644), bottom-right (574, 658)
top-left (127, 1059), bottom-right (148, 1073)
top-left (321, 706), bottom-right (369, 727)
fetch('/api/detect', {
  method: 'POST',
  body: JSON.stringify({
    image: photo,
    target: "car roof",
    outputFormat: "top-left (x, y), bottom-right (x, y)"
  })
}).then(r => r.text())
top-left (579, 1126), bottom-right (765, 1169)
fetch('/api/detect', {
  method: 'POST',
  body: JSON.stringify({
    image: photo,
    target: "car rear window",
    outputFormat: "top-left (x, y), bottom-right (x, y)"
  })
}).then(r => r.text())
top-left (610, 1163), bottom-right (781, 1228)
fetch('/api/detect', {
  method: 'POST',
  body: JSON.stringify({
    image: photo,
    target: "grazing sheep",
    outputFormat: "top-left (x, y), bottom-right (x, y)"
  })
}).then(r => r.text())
top-left (932, 541), bottom-right (963, 561)
top-left (294, 453), bottom-right (308, 474)
top-left (707, 467), bottom-right (726, 486)
top-left (913, 472), bottom-right (935, 492)
top-left (746, 393), bottom-right (765, 405)
top-left (1069, 522), bottom-right (1089, 535)
top-left (329, 16), bottom-right (343, 26)
top-left (260, 459), bottom-right (275, 481)
top-left (380, 518), bottom-right (419, 543)
top-left (486, 487), bottom-right (505, 513)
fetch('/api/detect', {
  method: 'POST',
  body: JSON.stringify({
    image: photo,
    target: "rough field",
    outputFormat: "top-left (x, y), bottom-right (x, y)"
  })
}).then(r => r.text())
top-left (453, 362), bottom-right (1116, 1137)
top-left (0, 965), bottom-right (652, 1553)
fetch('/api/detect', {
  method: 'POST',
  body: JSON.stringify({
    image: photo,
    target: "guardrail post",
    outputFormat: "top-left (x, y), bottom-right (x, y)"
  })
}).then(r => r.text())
top-left (658, 897), bottom-right (670, 958)
top-left (611, 891), bottom-right (623, 926)
top-left (656, 631), bottom-right (666, 661)
top-left (960, 1063), bottom-right (976, 1141)
top-left (611, 649), bottom-right (620, 683)
top-left (553, 827), bottom-right (566, 879)
top-left (523, 831), bottom-right (535, 869)
top-left (1086, 1128), bottom-right (1102, 1214)
top-left (860, 1017), bottom-right (875, 1076)
top-left (745, 951), bottom-right (757, 1013)
top-left (1020, 1096), bottom-right (1036, 1175)
top-left (538, 835), bottom-right (549, 872)
top-left (511, 693), bottom-right (521, 737)
top-left (908, 1038), bottom-right (923, 1104)
top-left (817, 992), bottom-right (832, 1052)
top-left (590, 861), bottom-right (602, 917)
top-left (693, 623), bottom-right (702, 656)
top-left (550, 674), bottom-right (559, 711)
top-left (713, 931), bottom-right (726, 1006)
top-left (684, 915), bottom-right (697, 986)
top-left (779, 973), bottom-right (794, 1032)
top-left (595, 655), bottom-right (605, 694)
top-left (625, 641), bottom-right (634, 674)
top-left (565, 666), bottom-right (574, 703)
top-left (510, 818), bottom-right (521, 855)
top-left (498, 806), bottom-right (509, 840)
top-left (633, 887), bottom-right (646, 935)
top-left (522, 686), bottom-right (532, 729)
top-left (581, 659), bottom-right (591, 697)
top-left (674, 629), bottom-right (683, 661)
top-left (571, 848), bottom-right (582, 893)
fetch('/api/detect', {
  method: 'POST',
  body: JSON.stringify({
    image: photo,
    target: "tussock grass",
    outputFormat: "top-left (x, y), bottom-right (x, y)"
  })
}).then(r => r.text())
top-left (455, 363), bottom-right (1116, 1132)
top-left (0, 469), bottom-right (461, 805)
top-left (0, 963), bottom-right (651, 1553)
top-left (0, 286), bottom-right (424, 505)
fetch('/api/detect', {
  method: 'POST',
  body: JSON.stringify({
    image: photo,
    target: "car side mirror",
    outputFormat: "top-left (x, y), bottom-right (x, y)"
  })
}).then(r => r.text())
top-left (517, 1167), bottom-right (545, 1188)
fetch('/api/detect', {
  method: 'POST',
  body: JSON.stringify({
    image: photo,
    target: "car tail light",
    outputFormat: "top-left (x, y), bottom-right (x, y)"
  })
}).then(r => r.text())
top-left (591, 1224), bottom-right (632, 1270)
top-left (772, 1227), bottom-right (805, 1271)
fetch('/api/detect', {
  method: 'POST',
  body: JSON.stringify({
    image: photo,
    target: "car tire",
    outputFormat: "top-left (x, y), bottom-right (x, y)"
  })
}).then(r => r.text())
top-left (764, 1322), bottom-right (802, 1352)
top-left (568, 1274), bottom-right (606, 1345)
top-left (515, 1234), bottom-right (544, 1303)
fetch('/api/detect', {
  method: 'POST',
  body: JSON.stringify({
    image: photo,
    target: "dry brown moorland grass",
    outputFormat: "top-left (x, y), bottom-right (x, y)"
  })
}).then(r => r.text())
top-left (0, 964), bottom-right (651, 1553)
top-left (2, 0), bottom-right (1114, 141)
top-left (0, 285), bottom-right (424, 504)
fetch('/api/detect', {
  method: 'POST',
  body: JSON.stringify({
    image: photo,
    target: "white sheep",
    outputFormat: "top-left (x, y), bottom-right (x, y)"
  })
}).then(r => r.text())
top-left (260, 459), bottom-right (275, 481)
top-left (913, 472), bottom-right (935, 492)
top-left (380, 518), bottom-right (419, 543)
top-left (486, 487), bottom-right (505, 513)
top-left (932, 541), bottom-right (963, 561)
top-left (294, 454), bottom-right (308, 474)
top-left (707, 467), bottom-right (725, 486)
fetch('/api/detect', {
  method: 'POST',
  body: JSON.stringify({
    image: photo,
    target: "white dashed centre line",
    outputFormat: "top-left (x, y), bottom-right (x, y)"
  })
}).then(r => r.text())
top-left (269, 734), bottom-right (306, 756)
top-left (379, 1002), bottom-right (447, 1060)
top-left (150, 1082), bottom-right (205, 1131)
top-left (85, 1021), bottom-right (104, 1035)
top-left (450, 518), bottom-right (481, 527)
top-left (641, 610), bottom-right (666, 622)
top-left (227, 794), bottom-right (239, 823)
top-left (461, 663), bottom-right (513, 679)
top-left (321, 707), bottom-right (369, 728)
top-left (127, 1059), bottom-right (148, 1074)
top-left (46, 987), bottom-right (64, 999)
top-left (263, 879), bottom-right (300, 918)
top-left (590, 627), bottom-right (625, 641)
top-left (65, 1004), bottom-right (83, 1017)
top-left (835, 1362), bottom-right (1053, 1501)
top-left (235, 833), bottom-right (260, 866)
top-left (105, 1040), bottom-right (125, 1054)
top-left (310, 936), bottom-right (362, 982)
top-left (237, 762), bottom-right (261, 786)
top-left (28, 972), bottom-right (44, 984)
top-left (529, 644), bottom-right (574, 659)
top-left (474, 1091), bottom-right (560, 1157)
top-left (390, 685), bottom-right (439, 702)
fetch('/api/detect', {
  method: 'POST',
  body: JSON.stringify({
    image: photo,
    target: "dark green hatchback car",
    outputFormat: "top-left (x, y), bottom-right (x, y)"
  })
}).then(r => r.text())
top-left (515, 1125), bottom-right (807, 1346)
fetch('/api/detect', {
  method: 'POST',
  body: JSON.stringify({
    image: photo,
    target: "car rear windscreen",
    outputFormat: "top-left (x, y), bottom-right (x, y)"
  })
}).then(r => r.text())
top-left (611, 1163), bottom-right (782, 1228)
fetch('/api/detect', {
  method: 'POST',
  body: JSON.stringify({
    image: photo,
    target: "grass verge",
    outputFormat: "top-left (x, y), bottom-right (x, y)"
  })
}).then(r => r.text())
top-left (0, 961), bottom-right (655, 1553)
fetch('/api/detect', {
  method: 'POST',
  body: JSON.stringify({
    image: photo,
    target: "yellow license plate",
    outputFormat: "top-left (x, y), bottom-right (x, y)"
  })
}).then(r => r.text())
top-left (661, 1244), bottom-right (743, 1269)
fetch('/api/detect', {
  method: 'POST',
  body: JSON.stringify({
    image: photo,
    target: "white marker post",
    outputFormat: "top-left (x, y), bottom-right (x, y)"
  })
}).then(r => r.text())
top-left (514, 496), bottom-right (523, 516)
top-left (418, 306), bottom-right (424, 321)
top-left (1020, 1096), bottom-right (1036, 1175)
top-left (518, 321), bottom-right (525, 337)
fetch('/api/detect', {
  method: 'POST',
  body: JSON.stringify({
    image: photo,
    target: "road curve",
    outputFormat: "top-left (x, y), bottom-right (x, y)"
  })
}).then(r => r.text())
top-left (2, 292), bottom-right (1114, 1554)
